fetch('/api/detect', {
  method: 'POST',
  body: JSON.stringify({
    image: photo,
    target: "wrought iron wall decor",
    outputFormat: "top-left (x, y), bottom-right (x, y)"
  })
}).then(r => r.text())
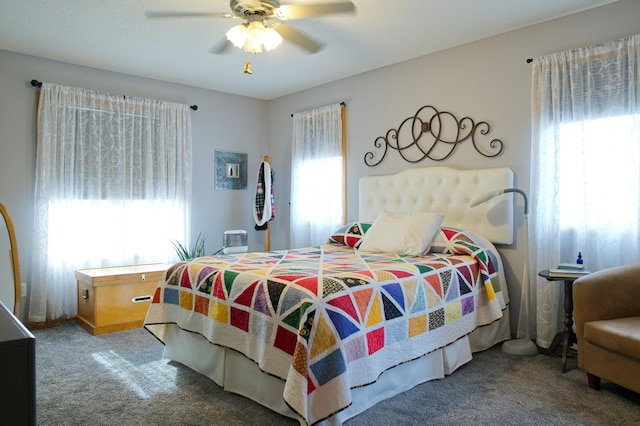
top-left (364, 105), bottom-right (504, 166)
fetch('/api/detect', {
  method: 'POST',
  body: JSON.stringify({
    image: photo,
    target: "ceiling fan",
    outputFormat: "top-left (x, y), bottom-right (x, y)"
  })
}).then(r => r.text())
top-left (146, 0), bottom-right (356, 54)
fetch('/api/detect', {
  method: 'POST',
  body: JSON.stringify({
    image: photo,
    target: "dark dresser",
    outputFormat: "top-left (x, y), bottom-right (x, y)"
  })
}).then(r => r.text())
top-left (0, 301), bottom-right (36, 425)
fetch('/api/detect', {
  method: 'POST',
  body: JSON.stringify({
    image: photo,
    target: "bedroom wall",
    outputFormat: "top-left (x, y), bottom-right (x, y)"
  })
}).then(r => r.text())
top-left (1, 0), bottom-right (638, 330)
top-left (0, 50), bottom-right (268, 317)
top-left (266, 0), bottom-right (640, 332)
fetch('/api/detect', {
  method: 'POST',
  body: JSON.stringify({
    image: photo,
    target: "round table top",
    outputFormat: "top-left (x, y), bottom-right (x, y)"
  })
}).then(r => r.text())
top-left (538, 269), bottom-right (586, 282)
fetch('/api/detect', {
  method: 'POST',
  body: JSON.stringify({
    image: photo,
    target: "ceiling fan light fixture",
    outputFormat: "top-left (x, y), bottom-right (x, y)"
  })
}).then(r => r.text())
top-left (246, 21), bottom-right (265, 53)
top-left (262, 27), bottom-right (283, 51)
top-left (226, 20), bottom-right (282, 54)
top-left (226, 24), bottom-right (249, 48)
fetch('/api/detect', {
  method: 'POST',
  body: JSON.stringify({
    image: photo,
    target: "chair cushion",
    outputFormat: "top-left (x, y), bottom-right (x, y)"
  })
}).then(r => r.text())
top-left (584, 316), bottom-right (640, 360)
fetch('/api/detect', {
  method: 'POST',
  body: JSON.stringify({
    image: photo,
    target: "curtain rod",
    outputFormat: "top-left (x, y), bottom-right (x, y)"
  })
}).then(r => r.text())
top-left (290, 101), bottom-right (345, 117)
top-left (30, 80), bottom-right (198, 111)
top-left (526, 58), bottom-right (533, 63)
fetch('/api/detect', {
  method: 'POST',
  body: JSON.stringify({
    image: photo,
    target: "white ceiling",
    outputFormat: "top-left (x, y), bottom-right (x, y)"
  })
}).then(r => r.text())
top-left (0, 0), bottom-right (618, 100)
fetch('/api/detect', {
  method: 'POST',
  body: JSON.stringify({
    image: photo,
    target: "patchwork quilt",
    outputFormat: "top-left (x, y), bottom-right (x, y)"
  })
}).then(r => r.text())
top-left (145, 229), bottom-right (506, 425)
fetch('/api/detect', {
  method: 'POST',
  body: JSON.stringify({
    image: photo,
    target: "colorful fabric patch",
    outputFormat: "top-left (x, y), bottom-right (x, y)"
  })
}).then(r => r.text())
top-left (328, 222), bottom-right (372, 248)
top-left (145, 239), bottom-right (506, 426)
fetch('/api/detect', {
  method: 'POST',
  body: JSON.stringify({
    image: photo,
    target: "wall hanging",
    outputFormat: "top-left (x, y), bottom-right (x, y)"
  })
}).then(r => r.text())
top-left (364, 105), bottom-right (504, 166)
top-left (215, 150), bottom-right (248, 190)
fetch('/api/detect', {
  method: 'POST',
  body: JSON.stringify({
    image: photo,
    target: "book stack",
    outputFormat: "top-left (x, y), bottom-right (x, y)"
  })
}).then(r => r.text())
top-left (548, 262), bottom-right (590, 278)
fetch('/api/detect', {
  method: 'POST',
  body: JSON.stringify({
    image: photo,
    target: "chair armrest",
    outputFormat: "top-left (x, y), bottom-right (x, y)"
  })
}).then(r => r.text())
top-left (573, 263), bottom-right (640, 344)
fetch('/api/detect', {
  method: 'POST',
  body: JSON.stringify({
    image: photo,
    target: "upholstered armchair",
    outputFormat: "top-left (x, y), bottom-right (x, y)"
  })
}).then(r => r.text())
top-left (573, 263), bottom-right (640, 393)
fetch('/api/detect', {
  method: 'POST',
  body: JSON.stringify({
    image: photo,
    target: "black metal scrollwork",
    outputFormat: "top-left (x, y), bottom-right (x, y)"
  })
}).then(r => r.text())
top-left (364, 105), bottom-right (504, 166)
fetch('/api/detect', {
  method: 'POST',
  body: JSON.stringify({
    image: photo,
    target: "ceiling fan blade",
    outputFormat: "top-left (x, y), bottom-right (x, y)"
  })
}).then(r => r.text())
top-left (276, 24), bottom-right (324, 54)
top-left (210, 39), bottom-right (234, 55)
top-left (145, 11), bottom-right (234, 19)
top-left (277, 2), bottom-right (355, 20)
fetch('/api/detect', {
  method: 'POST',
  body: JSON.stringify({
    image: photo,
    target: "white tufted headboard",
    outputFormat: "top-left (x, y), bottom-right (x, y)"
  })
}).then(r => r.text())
top-left (359, 166), bottom-right (515, 244)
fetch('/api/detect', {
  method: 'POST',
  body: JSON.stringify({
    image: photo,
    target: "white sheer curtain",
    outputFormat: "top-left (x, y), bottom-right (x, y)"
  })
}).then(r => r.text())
top-left (530, 34), bottom-right (640, 347)
top-left (29, 83), bottom-right (192, 322)
top-left (290, 104), bottom-right (344, 248)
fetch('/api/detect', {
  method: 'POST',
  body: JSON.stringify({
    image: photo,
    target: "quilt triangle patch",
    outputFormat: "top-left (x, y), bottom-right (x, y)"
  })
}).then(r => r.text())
top-left (442, 228), bottom-right (459, 240)
top-left (213, 273), bottom-right (226, 300)
top-left (338, 276), bottom-right (369, 287)
top-left (279, 287), bottom-right (309, 316)
top-left (353, 288), bottom-right (373, 323)
top-left (327, 294), bottom-right (360, 323)
top-left (411, 284), bottom-right (427, 313)
top-left (425, 274), bottom-right (443, 299)
top-left (310, 315), bottom-right (337, 359)
top-left (486, 251), bottom-right (497, 274)
top-left (327, 310), bottom-right (360, 340)
top-left (165, 263), bottom-right (184, 284)
top-left (446, 275), bottom-right (460, 301)
top-left (322, 277), bottom-right (347, 298)
top-left (424, 282), bottom-right (442, 308)
top-left (457, 265), bottom-right (473, 287)
top-left (295, 277), bottom-right (318, 295)
top-left (345, 235), bottom-right (362, 246)
top-left (253, 283), bottom-right (272, 317)
top-left (440, 270), bottom-right (453, 297)
top-left (365, 293), bottom-right (383, 327)
top-left (382, 283), bottom-right (405, 311)
top-left (196, 265), bottom-right (218, 283)
top-left (381, 292), bottom-right (403, 320)
top-left (385, 269), bottom-right (415, 279)
top-left (375, 270), bottom-right (396, 282)
top-left (459, 277), bottom-right (473, 295)
top-left (180, 268), bottom-right (192, 289)
top-left (416, 264), bottom-right (435, 275)
top-left (234, 281), bottom-right (258, 307)
top-left (197, 274), bottom-right (215, 295)
top-left (267, 280), bottom-right (286, 312)
top-left (401, 280), bottom-right (418, 309)
top-left (475, 250), bottom-right (488, 267)
top-left (333, 235), bottom-right (346, 245)
top-left (223, 270), bottom-right (239, 295)
top-left (282, 301), bottom-right (312, 329)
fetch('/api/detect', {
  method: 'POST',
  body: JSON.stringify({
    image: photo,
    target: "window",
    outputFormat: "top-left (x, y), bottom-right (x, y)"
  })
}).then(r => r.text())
top-left (530, 34), bottom-right (640, 348)
top-left (557, 115), bottom-right (640, 233)
top-left (290, 104), bottom-right (345, 248)
top-left (29, 83), bottom-right (192, 322)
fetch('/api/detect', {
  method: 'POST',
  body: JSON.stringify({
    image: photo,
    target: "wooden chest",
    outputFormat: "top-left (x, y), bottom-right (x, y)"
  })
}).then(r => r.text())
top-left (76, 263), bottom-right (169, 335)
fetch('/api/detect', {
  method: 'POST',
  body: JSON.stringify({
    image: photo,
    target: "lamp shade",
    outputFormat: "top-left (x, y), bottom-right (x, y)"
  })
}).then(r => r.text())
top-left (226, 21), bottom-right (282, 54)
top-left (262, 27), bottom-right (283, 51)
top-left (226, 24), bottom-right (248, 48)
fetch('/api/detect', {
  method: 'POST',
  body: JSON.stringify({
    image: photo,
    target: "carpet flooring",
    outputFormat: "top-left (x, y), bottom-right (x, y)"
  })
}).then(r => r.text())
top-left (32, 322), bottom-right (640, 425)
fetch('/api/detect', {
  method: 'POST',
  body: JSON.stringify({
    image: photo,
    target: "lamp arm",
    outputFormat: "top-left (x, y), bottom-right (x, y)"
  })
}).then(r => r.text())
top-left (503, 188), bottom-right (528, 215)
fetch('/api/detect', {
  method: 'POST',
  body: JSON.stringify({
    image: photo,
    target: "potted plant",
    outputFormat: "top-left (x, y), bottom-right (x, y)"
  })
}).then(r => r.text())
top-left (170, 232), bottom-right (207, 261)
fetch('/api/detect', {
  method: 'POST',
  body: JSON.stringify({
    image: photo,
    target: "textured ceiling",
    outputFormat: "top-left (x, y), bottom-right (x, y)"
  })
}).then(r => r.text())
top-left (0, 0), bottom-right (618, 100)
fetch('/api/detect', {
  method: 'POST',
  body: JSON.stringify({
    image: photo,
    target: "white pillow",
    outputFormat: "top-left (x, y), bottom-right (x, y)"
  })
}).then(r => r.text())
top-left (358, 210), bottom-right (444, 256)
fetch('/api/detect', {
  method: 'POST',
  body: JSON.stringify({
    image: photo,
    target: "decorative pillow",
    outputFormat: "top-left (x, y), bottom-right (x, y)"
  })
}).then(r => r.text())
top-left (358, 210), bottom-right (443, 256)
top-left (430, 227), bottom-right (500, 276)
top-left (328, 222), bottom-right (372, 248)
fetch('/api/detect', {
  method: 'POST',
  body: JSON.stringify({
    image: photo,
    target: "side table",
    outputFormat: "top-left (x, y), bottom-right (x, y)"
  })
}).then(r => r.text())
top-left (538, 269), bottom-right (582, 373)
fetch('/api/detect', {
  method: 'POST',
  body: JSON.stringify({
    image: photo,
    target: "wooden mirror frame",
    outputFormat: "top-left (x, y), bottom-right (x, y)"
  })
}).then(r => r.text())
top-left (0, 203), bottom-right (21, 316)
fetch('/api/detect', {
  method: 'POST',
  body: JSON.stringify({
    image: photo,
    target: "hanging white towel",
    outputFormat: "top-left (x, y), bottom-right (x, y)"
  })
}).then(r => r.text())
top-left (253, 161), bottom-right (272, 227)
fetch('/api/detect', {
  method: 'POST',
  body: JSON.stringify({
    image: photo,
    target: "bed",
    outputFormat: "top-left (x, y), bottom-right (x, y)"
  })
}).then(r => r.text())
top-left (145, 166), bottom-right (515, 425)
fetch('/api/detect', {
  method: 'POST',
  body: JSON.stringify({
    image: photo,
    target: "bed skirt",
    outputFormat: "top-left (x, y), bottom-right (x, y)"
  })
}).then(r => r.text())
top-left (159, 307), bottom-right (510, 425)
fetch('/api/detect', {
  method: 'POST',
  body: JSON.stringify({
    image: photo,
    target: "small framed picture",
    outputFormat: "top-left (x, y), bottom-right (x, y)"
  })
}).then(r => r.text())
top-left (215, 150), bottom-right (247, 190)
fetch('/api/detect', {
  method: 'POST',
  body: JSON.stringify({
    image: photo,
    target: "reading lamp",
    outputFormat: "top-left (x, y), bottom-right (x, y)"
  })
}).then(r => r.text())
top-left (470, 188), bottom-right (538, 355)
